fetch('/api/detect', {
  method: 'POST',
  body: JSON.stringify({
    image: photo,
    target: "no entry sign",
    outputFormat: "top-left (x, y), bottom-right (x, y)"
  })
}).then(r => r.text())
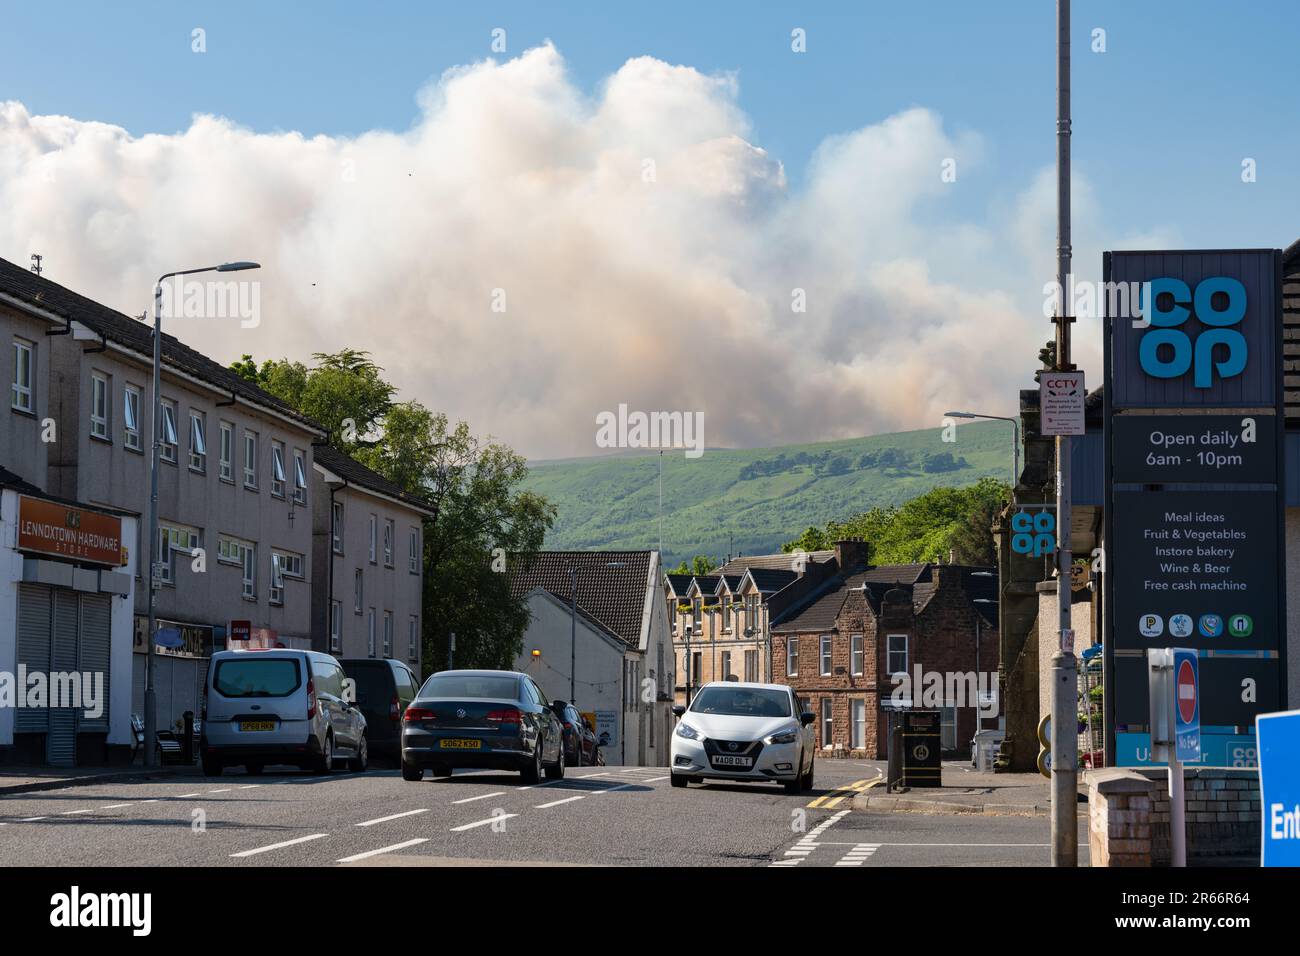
top-left (1174, 649), bottom-right (1200, 763)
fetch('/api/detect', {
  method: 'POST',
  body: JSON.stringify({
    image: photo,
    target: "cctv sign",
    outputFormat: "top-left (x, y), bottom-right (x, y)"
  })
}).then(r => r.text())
top-left (1040, 371), bottom-right (1085, 436)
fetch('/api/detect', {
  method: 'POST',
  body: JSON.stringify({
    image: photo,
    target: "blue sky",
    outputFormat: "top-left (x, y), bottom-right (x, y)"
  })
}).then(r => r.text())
top-left (4, 0), bottom-right (1297, 248)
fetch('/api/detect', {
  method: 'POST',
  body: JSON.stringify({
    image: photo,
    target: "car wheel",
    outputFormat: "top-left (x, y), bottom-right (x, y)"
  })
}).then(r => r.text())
top-left (201, 756), bottom-right (223, 777)
top-left (401, 757), bottom-right (423, 782)
top-left (244, 762), bottom-right (264, 776)
top-left (315, 733), bottom-right (334, 774)
top-left (670, 773), bottom-right (688, 788)
top-left (521, 742), bottom-right (543, 784)
top-left (349, 735), bottom-right (368, 773)
top-left (545, 740), bottom-right (566, 781)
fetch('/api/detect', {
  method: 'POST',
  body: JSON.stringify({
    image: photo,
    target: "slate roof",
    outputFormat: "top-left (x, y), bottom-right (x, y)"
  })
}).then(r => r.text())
top-left (664, 573), bottom-right (694, 598)
top-left (508, 550), bottom-right (654, 648)
top-left (313, 445), bottom-right (435, 514)
top-left (744, 567), bottom-right (798, 594)
top-left (717, 551), bottom-right (833, 574)
top-left (0, 256), bottom-right (322, 435)
top-left (0, 464), bottom-right (42, 495)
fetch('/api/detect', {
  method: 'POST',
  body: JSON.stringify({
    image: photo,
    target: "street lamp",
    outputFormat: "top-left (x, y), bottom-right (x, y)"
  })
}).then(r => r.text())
top-left (945, 411), bottom-right (1020, 488)
top-left (569, 561), bottom-right (625, 704)
top-left (144, 261), bottom-right (260, 767)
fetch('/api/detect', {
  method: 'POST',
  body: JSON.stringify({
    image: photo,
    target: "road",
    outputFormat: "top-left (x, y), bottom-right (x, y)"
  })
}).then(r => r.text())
top-left (0, 759), bottom-right (1086, 866)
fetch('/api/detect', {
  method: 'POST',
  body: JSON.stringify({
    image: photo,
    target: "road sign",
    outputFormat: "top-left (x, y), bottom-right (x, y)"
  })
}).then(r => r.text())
top-left (1258, 709), bottom-right (1300, 867)
top-left (1174, 649), bottom-right (1200, 763)
top-left (1040, 370), bottom-right (1085, 435)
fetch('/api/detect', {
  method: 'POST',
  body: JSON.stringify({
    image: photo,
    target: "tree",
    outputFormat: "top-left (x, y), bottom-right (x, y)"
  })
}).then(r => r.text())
top-left (231, 351), bottom-right (554, 668)
top-left (671, 554), bottom-right (718, 576)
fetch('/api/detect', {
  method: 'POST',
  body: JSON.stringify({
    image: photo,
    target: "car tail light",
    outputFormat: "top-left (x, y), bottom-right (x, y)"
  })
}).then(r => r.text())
top-left (389, 694), bottom-right (401, 722)
top-left (486, 708), bottom-right (522, 727)
top-left (306, 677), bottom-right (317, 719)
top-left (404, 707), bottom-right (436, 723)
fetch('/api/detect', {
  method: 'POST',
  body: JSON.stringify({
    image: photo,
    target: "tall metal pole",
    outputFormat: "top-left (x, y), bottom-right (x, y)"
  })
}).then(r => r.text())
top-left (143, 282), bottom-right (164, 767)
top-left (570, 565), bottom-right (577, 702)
top-left (1050, 0), bottom-right (1079, 867)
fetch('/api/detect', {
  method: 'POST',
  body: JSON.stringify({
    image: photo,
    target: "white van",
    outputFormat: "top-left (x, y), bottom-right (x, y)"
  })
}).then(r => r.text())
top-left (200, 648), bottom-right (368, 775)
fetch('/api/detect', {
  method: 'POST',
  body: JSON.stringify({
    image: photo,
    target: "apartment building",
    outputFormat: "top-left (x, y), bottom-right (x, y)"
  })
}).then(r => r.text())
top-left (311, 446), bottom-right (432, 678)
top-left (0, 256), bottom-right (325, 758)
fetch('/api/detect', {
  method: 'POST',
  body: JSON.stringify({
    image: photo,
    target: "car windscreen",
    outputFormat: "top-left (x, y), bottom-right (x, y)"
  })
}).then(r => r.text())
top-left (419, 674), bottom-right (521, 700)
top-left (213, 658), bottom-right (301, 698)
top-left (690, 686), bottom-right (791, 718)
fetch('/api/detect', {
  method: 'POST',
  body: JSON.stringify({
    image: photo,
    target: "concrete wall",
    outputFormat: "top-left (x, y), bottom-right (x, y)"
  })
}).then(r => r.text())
top-left (312, 477), bottom-right (424, 675)
top-left (45, 335), bottom-right (318, 638)
top-left (0, 303), bottom-right (52, 485)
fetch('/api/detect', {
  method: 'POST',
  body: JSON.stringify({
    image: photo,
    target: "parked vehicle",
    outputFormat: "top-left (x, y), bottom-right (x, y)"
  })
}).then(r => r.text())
top-left (551, 700), bottom-right (599, 767)
top-left (340, 658), bottom-right (420, 762)
top-left (669, 681), bottom-right (815, 793)
top-left (401, 669), bottom-right (565, 783)
top-left (200, 648), bottom-right (368, 776)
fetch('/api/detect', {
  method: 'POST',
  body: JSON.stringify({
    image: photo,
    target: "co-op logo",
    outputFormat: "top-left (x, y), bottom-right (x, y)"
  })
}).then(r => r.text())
top-left (1139, 276), bottom-right (1247, 388)
top-left (1010, 510), bottom-right (1055, 557)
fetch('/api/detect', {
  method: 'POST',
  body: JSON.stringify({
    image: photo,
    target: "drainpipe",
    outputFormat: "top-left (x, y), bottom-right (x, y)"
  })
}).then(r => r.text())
top-left (324, 472), bottom-right (348, 651)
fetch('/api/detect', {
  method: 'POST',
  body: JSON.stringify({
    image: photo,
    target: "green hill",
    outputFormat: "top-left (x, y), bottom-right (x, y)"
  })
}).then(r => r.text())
top-left (523, 421), bottom-right (1014, 566)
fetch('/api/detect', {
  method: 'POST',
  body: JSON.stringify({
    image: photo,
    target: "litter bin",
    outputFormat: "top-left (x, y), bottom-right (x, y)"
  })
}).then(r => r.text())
top-left (972, 729), bottom-right (1005, 772)
top-left (887, 709), bottom-right (942, 790)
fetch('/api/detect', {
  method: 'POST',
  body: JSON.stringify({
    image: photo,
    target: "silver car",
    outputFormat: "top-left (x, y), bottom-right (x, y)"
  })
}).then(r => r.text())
top-left (201, 649), bottom-right (368, 775)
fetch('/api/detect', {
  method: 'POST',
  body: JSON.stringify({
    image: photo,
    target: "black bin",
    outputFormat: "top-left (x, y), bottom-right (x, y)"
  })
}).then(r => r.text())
top-left (887, 709), bottom-right (942, 790)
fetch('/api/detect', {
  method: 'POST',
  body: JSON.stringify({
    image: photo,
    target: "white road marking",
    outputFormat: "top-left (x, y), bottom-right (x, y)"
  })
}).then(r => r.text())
top-left (642, 775), bottom-right (670, 782)
top-left (452, 791), bottom-right (505, 805)
top-left (450, 813), bottom-right (517, 832)
top-left (19, 816), bottom-right (47, 821)
top-left (535, 795), bottom-right (585, 809)
top-left (238, 784), bottom-right (261, 790)
top-left (230, 833), bottom-right (329, 858)
top-left (62, 808), bottom-right (99, 815)
top-left (357, 808), bottom-right (429, 827)
top-left (769, 808), bottom-right (852, 868)
top-left (207, 788), bottom-right (232, 794)
top-left (100, 804), bottom-right (132, 810)
top-left (337, 838), bottom-right (428, 863)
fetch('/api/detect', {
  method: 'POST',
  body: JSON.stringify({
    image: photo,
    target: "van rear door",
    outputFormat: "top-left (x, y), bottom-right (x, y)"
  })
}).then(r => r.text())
top-left (209, 654), bottom-right (309, 744)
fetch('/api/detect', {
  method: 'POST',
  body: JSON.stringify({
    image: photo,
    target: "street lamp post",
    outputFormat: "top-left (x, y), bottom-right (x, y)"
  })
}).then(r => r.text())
top-left (143, 261), bottom-right (259, 768)
top-left (944, 410), bottom-right (1020, 488)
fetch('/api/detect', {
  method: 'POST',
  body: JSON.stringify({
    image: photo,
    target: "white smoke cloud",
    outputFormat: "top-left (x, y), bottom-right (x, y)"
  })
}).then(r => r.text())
top-left (0, 42), bottom-right (1141, 458)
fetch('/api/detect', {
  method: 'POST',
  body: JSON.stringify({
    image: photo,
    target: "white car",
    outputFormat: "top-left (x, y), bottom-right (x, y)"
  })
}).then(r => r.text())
top-left (670, 681), bottom-right (815, 792)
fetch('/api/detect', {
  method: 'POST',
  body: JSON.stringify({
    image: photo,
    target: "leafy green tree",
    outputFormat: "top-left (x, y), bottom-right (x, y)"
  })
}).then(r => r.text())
top-left (671, 554), bottom-right (719, 576)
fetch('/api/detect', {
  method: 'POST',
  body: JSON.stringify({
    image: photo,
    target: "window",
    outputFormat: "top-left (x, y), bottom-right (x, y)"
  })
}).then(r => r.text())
top-left (721, 651), bottom-right (732, 680)
top-left (383, 611), bottom-right (393, 657)
top-left (292, 449), bottom-right (307, 504)
top-left (189, 411), bottom-right (207, 471)
top-left (269, 552), bottom-right (285, 605)
top-left (851, 634), bottom-right (864, 676)
top-left (851, 698), bottom-right (866, 750)
top-left (241, 543), bottom-right (256, 599)
top-left (691, 652), bottom-right (702, 686)
top-left (271, 441), bottom-right (286, 497)
top-left (219, 422), bottom-right (234, 481)
top-left (820, 635), bottom-right (833, 676)
top-left (124, 385), bottom-right (141, 451)
top-left (11, 339), bottom-right (33, 412)
top-left (383, 519), bottom-right (394, 566)
top-left (243, 430), bottom-right (257, 487)
top-left (786, 636), bottom-right (799, 677)
top-left (157, 524), bottom-right (199, 584)
top-left (408, 526), bottom-right (419, 573)
top-left (368, 514), bottom-right (377, 563)
top-left (217, 536), bottom-right (256, 598)
top-left (722, 597), bottom-right (731, 632)
top-left (354, 569), bottom-right (363, 613)
top-left (160, 400), bottom-right (178, 463)
top-left (331, 501), bottom-right (344, 553)
top-left (90, 372), bottom-right (109, 439)
top-left (330, 601), bottom-right (342, 653)
top-left (821, 698), bottom-right (833, 749)
top-left (408, 616), bottom-right (418, 661)
top-left (277, 551), bottom-right (304, 578)
top-left (217, 535), bottom-right (253, 567)
top-left (692, 597), bottom-right (702, 631)
top-left (887, 634), bottom-right (908, 676)
top-left (367, 608), bottom-right (376, 656)
top-left (744, 649), bottom-right (758, 682)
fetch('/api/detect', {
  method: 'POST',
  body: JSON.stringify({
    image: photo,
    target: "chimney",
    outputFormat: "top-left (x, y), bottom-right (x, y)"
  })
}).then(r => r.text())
top-left (834, 539), bottom-right (870, 572)
top-left (933, 563), bottom-right (962, 590)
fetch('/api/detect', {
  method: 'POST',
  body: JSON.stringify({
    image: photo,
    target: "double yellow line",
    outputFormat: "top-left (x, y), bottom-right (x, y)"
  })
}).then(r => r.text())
top-left (807, 774), bottom-right (882, 809)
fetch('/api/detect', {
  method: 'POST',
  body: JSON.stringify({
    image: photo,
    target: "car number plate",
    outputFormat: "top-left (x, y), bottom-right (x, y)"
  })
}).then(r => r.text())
top-left (439, 738), bottom-right (481, 750)
top-left (239, 721), bottom-right (275, 732)
top-left (712, 754), bottom-right (753, 767)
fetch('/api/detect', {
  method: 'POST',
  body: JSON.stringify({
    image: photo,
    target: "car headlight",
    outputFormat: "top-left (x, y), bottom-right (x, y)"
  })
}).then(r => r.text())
top-left (764, 726), bottom-right (801, 745)
top-left (675, 722), bottom-right (702, 741)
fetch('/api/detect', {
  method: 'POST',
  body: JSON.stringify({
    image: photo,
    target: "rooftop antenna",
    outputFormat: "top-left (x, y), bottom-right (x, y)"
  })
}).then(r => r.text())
top-left (30, 254), bottom-right (42, 276)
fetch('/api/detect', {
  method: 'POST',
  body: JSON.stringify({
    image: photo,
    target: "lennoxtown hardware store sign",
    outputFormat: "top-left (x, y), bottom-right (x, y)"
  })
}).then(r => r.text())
top-left (16, 495), bottom-right (124, 567)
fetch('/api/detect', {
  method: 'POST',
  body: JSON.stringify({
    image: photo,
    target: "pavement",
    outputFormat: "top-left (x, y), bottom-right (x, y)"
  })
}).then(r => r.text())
top-left (0, 756), bottom-right (1085, 866)
top-left (0, 763), bottom-right (200, 795)
top-left (851, 762), bottom-right (1083, 817)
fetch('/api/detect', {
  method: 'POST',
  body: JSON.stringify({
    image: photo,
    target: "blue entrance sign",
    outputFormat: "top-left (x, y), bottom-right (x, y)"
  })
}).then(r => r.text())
top-left (1173, 649), bottom-right (1200, 763)
top-left (1258, 709), bottom-right (1300, 867)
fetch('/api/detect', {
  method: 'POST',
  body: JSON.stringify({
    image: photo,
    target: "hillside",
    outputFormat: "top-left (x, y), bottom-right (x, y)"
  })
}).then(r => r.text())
top-left (522, 420), bottom-right (1013, 566)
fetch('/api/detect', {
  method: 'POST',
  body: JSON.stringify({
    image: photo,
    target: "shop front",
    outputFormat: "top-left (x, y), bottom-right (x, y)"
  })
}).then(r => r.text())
top-left (0, 487), bottom-right (136, 766)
